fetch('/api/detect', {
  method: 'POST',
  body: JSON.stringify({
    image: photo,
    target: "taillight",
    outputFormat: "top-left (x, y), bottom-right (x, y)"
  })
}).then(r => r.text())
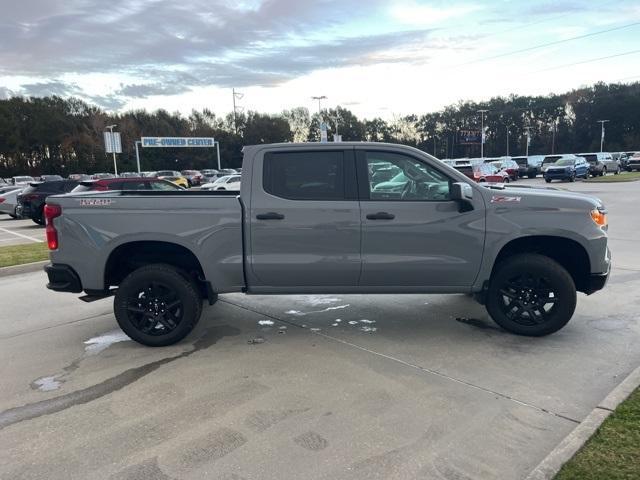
top-left (0, 198), bottom-right (4, 204)
top-left (44, 204), bottom-right (62, 250)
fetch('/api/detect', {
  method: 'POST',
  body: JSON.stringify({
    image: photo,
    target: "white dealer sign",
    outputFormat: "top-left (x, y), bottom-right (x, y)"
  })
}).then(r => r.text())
top-left (141, 137), bottom-right (215, 148)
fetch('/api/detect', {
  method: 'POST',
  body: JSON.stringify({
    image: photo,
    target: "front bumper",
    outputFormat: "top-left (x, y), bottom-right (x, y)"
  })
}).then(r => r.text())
top-left (45, 264), bottom-right (83, 293)
top-left (544, 170), bottom-right (573, 180)
top-left (585, 249), bottom-right (611, 294)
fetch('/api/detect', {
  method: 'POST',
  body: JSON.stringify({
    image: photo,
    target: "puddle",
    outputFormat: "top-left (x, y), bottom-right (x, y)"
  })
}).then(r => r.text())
top-left (298, 296), bottom-right (342, 306)
top-left (84, 330), bottom-right (131, 355)
top-left (9, 325), bottom-right (240, 430)
top-left (285, 305), bottom-right (350, 316)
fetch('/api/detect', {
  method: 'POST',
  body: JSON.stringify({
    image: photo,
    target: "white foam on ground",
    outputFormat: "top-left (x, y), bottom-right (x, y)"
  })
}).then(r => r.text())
top-left (33, 375), bottom-right (63, 391)
top-left (359, 319), bottom-right (376, 324)
top-left (285, 305), bottom-right (350, 316)
top-left (258, 320), bottom-right (275, 326)
top-left (360, 326), bottom-right (378, 333)
top-left (84, 330), bottom-right (131, 355)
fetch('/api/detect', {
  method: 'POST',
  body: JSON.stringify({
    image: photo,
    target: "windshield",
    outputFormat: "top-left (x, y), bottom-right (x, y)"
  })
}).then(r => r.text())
top-left (542, 156), bottom-right (562, 165)
top-left (555, 159), bottom-right (574, 166)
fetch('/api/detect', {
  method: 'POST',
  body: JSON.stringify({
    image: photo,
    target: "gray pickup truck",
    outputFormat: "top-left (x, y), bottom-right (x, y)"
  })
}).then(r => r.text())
top-left (44, 143), bottom-right (610, 346)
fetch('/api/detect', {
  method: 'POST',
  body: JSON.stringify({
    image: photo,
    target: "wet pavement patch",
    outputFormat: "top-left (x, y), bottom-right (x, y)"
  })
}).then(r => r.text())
top-left (0, 325), bottom-right (240, 430)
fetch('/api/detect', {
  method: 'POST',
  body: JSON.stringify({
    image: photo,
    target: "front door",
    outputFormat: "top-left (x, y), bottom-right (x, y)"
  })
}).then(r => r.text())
top-left (249, 148), bottom-right (361, 287)
top-left (358, 149), bottom-right (485, 288)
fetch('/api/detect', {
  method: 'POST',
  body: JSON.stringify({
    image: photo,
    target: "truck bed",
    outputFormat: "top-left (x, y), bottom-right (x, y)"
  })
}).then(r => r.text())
top-left (46, 191), bottom-right (245, 294)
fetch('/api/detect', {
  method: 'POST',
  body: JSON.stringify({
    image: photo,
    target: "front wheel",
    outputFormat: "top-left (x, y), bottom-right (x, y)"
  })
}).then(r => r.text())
top-left (486, 254), bottom-right (576, 336)
top-left (114, 264), bottom-right (203, 346)
top-left (614, 167), bottom-right (620, 175)
top-left (545, 178), bottom-right (551, 183)
top-left (504, 177), bottom-right (510, 183)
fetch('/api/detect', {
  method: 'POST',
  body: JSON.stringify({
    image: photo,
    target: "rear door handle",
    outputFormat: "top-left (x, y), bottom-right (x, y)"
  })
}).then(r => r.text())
top-left (366, 212), bottom-right (395, 220)
top-left (256, 212), bottom-right (285, 220)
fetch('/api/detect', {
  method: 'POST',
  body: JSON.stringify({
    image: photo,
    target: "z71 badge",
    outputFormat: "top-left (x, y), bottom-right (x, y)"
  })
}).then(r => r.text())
top-left (491, 195), bottom-right (521, 203)
top-left (80, 198), bottom-right (113, 206)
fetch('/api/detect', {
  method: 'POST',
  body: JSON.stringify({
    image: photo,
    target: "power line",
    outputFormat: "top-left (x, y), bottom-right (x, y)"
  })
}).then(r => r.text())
top-left (533, 49), bottom-right (640, 73)
top-left (455, 21), bottom-right (640, 67)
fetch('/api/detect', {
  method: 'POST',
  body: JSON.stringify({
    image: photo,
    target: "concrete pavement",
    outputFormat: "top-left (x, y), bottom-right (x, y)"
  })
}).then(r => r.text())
top-left (0, 216), bottom-right (45, 246)
top-left (0, 178), bottom-right (639, 479)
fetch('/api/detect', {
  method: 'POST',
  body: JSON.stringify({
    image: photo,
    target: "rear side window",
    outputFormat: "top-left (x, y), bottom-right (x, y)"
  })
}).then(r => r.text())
top-left (263, 151), bottom-right (345, 200)
top-left (150, 181), bottom-right (180, 191)
top-left (119, 181), bottom-right (147, 190)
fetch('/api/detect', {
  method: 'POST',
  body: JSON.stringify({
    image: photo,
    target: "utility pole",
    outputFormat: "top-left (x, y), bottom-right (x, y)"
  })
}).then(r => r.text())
top-left (232, 88), bottom-right (244, 135)
top-left (524, 126), bottom-right (532, 157)
top-left (106, 124), bottom-right (118, 175)
top-left (477, 109), bottom-right (488, 158)
top-left (598, 120), bottom-right (609, 152)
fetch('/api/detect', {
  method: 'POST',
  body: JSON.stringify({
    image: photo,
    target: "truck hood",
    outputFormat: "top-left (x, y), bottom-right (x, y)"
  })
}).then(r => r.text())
top-left (480, 183), bottom-right (604, 210)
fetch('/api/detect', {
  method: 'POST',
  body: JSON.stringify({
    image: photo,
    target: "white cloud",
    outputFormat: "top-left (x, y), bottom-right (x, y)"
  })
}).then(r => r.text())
top-left (390, 2), bottom-right (481, 26)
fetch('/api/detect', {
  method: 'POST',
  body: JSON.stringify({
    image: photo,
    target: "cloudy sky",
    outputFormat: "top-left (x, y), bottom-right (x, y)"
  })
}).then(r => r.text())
top-left (1, 0), bottom-right (639, 118)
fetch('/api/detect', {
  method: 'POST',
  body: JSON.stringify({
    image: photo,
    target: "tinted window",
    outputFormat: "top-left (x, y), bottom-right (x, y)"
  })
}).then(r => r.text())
top-left (119, 181), bottom-right (148, 190)
top-left (366, 151), bottom-right (450, 201)
top-left (582, 154), bottom-right (597, 163)
top-left (263, 151), bottom-right (345, 200)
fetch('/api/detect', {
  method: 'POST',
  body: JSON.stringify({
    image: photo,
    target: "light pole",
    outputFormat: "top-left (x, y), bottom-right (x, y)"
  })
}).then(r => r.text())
top-left (598, 120), bottom-right (609, 152)
top-left (312, 95), bottom-right (327, 114)
top-left (506, 125), bottom-right (510, 156)
top-left (312, 95), bottom-right (327, 142)
top-left (232, 88), bottom-right (244, 135)
top-left (551, 118), bottom-right (559, 154)
top-left (106, 124), bottom-right (118, 175)
top-left (524, 126), bottom-right (532, 157)
top-left (134, 140), bottom-right (141, 173)
top-left (478, 109), bottom-right (488, 158)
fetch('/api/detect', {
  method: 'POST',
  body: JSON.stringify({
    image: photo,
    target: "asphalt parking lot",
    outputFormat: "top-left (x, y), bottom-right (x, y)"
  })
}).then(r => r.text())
top-left (0, 216), bottom-right (45, 246)
top-left (1, 177), bottom-right (639, 479)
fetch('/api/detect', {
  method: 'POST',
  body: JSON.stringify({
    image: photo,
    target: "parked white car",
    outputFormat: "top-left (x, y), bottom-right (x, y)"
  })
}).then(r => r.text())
top-left (0, 187), bottom-right (23, 218)
top-left (200, 175), bottom-right (241, 191)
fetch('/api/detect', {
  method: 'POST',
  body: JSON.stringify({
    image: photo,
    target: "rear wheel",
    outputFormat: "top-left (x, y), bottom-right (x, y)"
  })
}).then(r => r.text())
top-left (614, 166), bottom-right (620, 175)
top-left (602, 167), bottom-right (607, 176)
top-left (568, 173), bottom-right (575, 182)
top-left (545, 178), bottom-right (551, 183)
top-left (504, 177), bottom-right (510, 183)
top-left (528, 173), bottom-right (536, 179)
top-left (114, 264), bottom-right (203, 346)
top-left (486, 254), bottom-right (576, 336)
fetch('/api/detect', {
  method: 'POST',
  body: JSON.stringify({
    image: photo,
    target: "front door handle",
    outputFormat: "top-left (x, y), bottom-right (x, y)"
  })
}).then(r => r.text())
top-left (256, 212), bottom-right (285, 220)
top-left (366, 212), bottom-right (395, 220)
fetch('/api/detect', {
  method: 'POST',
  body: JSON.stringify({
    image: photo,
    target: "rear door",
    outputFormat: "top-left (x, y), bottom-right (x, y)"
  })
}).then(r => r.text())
top-left (357, 148), bottom-right (485, 287)
top-left (249, 148), bottom-right (361, 287)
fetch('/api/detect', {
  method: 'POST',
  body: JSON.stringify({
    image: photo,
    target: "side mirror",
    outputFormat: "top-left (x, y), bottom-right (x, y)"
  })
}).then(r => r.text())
top-left (451, 182), bottom-right (474, 212)
top-left (451, 182), bottom-right (473, 201)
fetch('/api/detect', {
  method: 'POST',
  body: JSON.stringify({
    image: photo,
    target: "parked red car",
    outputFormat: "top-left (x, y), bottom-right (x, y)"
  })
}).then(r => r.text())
top-left (490, 160), bottom-right (519, 181)
top-left (455, 163), bottom-right (509, 183)
top-left (71, 177), bottom-right (182, 193)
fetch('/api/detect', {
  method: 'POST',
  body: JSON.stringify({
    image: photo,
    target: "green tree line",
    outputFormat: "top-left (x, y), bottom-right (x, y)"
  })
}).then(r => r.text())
top-left (0, 81), bottom-right (638, 176)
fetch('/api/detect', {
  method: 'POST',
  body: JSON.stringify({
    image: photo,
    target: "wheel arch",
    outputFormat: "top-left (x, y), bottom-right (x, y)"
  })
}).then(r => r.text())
top-left (104, 241), bottom-right (214, 303)
top-left (492, 235), bottom-right (591, 293)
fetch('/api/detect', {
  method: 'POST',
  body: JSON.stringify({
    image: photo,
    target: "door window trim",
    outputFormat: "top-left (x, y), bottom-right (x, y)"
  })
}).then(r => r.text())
top-left (356, 149), bottom-right (456, 202)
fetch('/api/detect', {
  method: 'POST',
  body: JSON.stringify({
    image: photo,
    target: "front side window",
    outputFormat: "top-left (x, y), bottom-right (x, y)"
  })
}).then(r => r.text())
top-left (263, 151), bottom-right (345, 200)
top-left (366, 151), bottom-right (450, 201)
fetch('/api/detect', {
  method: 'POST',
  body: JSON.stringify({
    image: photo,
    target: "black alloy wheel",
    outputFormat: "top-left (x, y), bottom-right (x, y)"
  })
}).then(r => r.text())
top-left (486, 254), bottom-right (576, 336)
top-left (114, 264), bottom-right (203, 346)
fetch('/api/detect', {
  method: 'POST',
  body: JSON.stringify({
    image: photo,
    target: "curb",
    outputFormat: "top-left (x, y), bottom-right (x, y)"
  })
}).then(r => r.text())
top-left (525, 364), bottom-right (640, 480)
top-left (0, 260), bottom-right (48, 278)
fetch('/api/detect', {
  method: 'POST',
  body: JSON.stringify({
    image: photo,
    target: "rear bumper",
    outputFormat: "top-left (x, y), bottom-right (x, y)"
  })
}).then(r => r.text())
top-left (45, 264), bottom-right (83, 293)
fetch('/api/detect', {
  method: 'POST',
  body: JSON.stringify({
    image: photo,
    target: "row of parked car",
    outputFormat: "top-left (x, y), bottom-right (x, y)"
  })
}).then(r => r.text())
top-left (443, 151), bottom-right (640, 183)
top-left (0, 168), bottom-right (243, 225)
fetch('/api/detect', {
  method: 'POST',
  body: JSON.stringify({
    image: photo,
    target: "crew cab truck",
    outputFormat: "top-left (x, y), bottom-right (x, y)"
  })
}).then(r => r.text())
top-left (44, 143), bottom-right (610, 346)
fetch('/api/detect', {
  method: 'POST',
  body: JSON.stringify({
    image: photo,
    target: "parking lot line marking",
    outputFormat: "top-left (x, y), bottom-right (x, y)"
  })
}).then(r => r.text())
top-left (220, 298), bottom-right (581, 425)
top-left (0, 227), bottom-right (43, 243)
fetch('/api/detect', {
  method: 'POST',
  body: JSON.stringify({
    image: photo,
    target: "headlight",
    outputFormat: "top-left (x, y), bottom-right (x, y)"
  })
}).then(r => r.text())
top-left (590, 208), bottom-right (607, 228)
